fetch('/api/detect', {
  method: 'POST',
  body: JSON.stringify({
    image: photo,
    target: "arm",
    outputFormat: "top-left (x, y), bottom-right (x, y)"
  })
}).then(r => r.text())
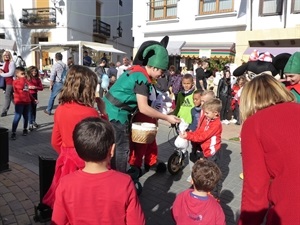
top-left (0, 62), bottom-right (15, 77)
top-left (125, 179), bottom-right (145, 225)
top-left (217, 79), bottom-right (223, 98)
top-left (49, 64), bottom-right (58, 90)
top-left (36, 78), bottom-right (44, 91)
top-left (136, 94), bottom-right (180, 124)
top-left (238, 120), bottom-right (270, 225)
top-left (51, 113), bottom-right (62, 154)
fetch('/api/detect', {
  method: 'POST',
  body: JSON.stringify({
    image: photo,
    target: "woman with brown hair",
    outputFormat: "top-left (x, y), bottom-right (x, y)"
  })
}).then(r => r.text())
top-left (42, 65), bottom-right (106, 208)
top-left (0, 51), bottom-right (16, 117)
top-left (238, 74), bottom-right (299, 225)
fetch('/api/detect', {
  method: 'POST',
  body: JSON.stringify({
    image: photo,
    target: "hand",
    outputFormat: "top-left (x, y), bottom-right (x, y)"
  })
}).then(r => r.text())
top-left (166, 115), bottom-right (181, 124)
top-left (179, 131), bottom-right (188, 139)
top-left (50, 85), bottom-right (53, 91)
top-left (29, 86), bottom-right (36, 89)
top-left (35, 100), bottom-right (39, 104)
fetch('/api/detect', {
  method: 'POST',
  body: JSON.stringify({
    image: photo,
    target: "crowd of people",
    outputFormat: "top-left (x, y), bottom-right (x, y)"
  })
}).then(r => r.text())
top-left (1, 41), bottom-right (300, 224)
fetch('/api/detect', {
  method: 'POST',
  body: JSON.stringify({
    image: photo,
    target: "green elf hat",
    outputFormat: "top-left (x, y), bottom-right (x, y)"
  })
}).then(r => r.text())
top-left (284, 52), bottom-right (300, 74)
top-left (142, 44), bottom-right (169, 70)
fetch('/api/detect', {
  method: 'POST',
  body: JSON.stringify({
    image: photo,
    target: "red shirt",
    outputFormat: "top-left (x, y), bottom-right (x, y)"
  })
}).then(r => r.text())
top-left (12, 77), bottom-right (35, 104)
top-left (172, 189), bottom-right (225, 225)
top-left (52, 170), bottom-right (145, 225)
top-left (28, 77), bottom-right (43, 94)
top-left (239, 102), bottom-right (300, 225)
top-left (51, 102), bottom-right (99, 153)
top-left (186, 116), bottom-right (222, 157)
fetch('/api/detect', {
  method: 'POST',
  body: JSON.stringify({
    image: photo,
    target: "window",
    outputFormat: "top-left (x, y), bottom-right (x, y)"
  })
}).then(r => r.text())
top-left (259, 0), bottom-right (283, 16)
top-left (199, 0), bottom-right (234, 15)
top-left (292, 0), bottom-right (300, 13)
top-left (149, 0), bottom-right (178, 21)
top-left (0, 0), bottom-right (4, 20)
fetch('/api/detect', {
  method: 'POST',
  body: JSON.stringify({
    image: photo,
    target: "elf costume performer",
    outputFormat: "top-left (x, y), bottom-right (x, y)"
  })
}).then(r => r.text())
top-left (283, 52), bottom-right (300, 103)
top-left (103, 37), bottom-right (180, 173)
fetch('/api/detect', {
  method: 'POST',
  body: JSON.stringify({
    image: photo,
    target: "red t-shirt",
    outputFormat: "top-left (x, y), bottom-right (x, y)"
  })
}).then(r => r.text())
top-left (172, 189), bottom-right (225, 225)
top-left (13, 77), bottom-right (35, 104)
top-left (51, 102), bottom-right (99, 153)
top-left (52, 170), bottom-right (145, 225)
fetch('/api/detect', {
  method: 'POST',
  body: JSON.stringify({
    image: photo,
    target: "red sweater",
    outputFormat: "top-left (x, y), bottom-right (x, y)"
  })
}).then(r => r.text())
top-left (239, 102), bottom-right (300, 225)
top-left (51, 170), bottom-right (145, 225)
top-left (186, 116), bottom-right (222, 157)
top-left (51, 102), bottom-right (99, 153)
top-left (28, 77), bottom-right (43, 94)
top-left (172, 189), bottom-right (225, 225)
top-left (13, 77), bottom-right (35, 104)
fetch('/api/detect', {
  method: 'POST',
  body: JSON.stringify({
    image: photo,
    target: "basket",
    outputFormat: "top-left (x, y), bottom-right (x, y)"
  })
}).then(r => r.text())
top-left (131, 122), bottom-right (157, 144)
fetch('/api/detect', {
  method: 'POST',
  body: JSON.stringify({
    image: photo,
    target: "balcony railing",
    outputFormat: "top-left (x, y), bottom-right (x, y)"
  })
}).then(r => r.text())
top-left (93, 19), bottom-right (111, 38)
top-left (19, 8), bottom-right (56, 27)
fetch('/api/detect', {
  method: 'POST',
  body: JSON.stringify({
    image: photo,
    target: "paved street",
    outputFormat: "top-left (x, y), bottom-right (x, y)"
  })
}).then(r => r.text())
top-left (0, 88), bottom-right (242, 225)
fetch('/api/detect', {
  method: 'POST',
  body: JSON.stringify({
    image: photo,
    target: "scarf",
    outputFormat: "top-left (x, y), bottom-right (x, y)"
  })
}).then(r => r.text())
top-left (3, 61), bottom-right (9, 73)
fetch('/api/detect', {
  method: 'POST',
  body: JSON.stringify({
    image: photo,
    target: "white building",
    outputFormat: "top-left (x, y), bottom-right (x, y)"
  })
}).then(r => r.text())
top-left (0, 0), bottom-right (133, 69)
top-left (132, 0), bottom-right (300, 71)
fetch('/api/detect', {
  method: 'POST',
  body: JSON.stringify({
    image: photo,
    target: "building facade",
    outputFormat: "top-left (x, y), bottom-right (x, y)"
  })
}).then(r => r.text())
top-left (0, 0), bottom-right (133, 69)
top-left (132, 0), bottom-right (300, 72)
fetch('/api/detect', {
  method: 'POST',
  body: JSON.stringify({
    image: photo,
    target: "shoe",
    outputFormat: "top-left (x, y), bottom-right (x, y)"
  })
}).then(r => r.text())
top-left (230, 119), bottom-right (237, 124)
top-left (33, 122), bottom-right (39, 128)
top-left (222, 120), bottom-right (230, 125)
top-left (1, 112), bottom-right (7, 117)
top-left (22, 129), bottom-right (28, 136)
top-left (29, 125), bottom-right (34, 131)
top-left (235, 122), bottom-right (241, 125)
top-left (11, 133), bottom-right (16, 140)
top-left (239, 172), bottom-right (244, 180)
top-left (44, 110), bottom-right (51, 115)
top-left (186, 175), bottom-right (192, 183)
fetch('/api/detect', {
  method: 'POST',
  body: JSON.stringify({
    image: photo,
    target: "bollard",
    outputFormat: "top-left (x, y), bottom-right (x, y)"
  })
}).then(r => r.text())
top-left (0, 127), bottom-right (9, 173)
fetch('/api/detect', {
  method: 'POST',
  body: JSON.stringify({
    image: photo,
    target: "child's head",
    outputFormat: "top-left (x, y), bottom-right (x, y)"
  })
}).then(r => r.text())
top-left (193, 90), bottom-right (203, 107)
top-left (73, 117), bottom-right (115, 163)
top-left (27, 66), bottom-right (39, 79)
top-left (181, 73), bottom-right (194, 91)
top-left (192, 159), bottom-right (221, 193)
top-left (15, 66), bottom-right (26, 78)
top-left (284, 52), bottom-right (300, 85)
top-left (202, 98), bottom-right (222, 120)
top-left (59, 65), bottom-right (98, 107)
top-left (200, 90), bottom-right (215, 105)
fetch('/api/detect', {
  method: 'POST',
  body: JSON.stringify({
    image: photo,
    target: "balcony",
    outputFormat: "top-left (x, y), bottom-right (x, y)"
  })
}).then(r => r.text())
top-left (19, 8), bottom-right (56, 27)
top-left (93, 19), bottom-right (111, 38)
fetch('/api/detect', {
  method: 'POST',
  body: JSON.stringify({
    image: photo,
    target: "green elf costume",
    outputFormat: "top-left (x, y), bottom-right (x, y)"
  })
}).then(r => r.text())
top-left (284, 52), bottom-right (300, 103)
top-left (103, 41), bottom-right (172, 173)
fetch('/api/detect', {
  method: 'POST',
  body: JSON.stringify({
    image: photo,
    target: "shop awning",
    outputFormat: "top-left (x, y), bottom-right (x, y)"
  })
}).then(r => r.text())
top-left (167, 41), bottom-right (186, 56)
top-left (181, 42), bottom-right (235, 60)
top-left (244, 47), bottom-right (300, 56)
top-left (0, 39), bottom-right (17, 51)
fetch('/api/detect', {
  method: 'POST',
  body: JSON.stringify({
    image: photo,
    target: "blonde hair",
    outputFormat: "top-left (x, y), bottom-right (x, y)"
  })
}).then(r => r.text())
top-left (59, 65), bottom-right (98, 107)
top-left (240, 74), bottom-right (295, 121)
top-left (202, 98), bottom-right (222, 113)
top-left (2, 51), bottom-right (13, 62)
top-left (201, 90), bottom-right (215, 98)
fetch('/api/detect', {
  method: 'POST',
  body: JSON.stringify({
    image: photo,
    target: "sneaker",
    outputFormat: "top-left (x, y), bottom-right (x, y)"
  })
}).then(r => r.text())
top-left (239, 172), bottom-right (244, 180)
top-left (22, 129), bottom-right (28, 136)
top-left (222, 120), bottom-right (230, 125)
top-left (1, 112), bottom-right (7, 117)
top-left (43, 110), bottom-right (51, 115)
top-left (230, 119), bottom-right (237, 124)
top-left (33, 122), bottom-right (39, 128)
top-left (186, 175), bottom-right (192, 183)
top-left (29, 125), bottom-right (34, 131)
top-left (11, 133), bottom-right (16, 140)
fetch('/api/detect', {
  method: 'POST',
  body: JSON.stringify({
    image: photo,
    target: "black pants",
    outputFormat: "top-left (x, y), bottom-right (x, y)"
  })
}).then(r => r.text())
top-left (219, 95), bottom-right (231, 121)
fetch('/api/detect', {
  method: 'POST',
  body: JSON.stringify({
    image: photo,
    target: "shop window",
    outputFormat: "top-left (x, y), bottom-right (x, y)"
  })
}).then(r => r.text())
top-left (259, 0), bottom-right (283, 16)
top-left (292, 0), bottom-right (300, 13)
top-left (149, 0), bottom-right (178, 21)
top-left (199, 0), bottom-right (234, 15)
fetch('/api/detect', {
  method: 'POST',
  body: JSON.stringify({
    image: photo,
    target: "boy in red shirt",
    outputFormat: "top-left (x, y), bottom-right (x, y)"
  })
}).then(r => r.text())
top-left (172, 159), bottom-right (225, 225)
top-left (52, 117), bottom-right (145, 225)
top-left (180, 98), bottom-right (222, 199)
top-left (11, 67), bottom-right (37, 140)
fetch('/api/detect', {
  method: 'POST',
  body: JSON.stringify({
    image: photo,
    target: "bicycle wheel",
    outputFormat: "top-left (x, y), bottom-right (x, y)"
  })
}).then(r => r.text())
top-left (167, 151), bottom-right (183, 175)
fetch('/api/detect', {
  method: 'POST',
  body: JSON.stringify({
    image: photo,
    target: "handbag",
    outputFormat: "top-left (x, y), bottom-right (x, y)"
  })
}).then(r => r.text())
top-left (0, 76), bottom-right (5, 90)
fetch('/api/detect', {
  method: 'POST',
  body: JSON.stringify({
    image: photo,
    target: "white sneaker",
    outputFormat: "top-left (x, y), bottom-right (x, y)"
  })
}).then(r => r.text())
top-left (186, 175), bottom-right (192, 183)
top-left (230, 119), bottom-right (237, 124)
top-left (222, 120), bottom-right (230, 125)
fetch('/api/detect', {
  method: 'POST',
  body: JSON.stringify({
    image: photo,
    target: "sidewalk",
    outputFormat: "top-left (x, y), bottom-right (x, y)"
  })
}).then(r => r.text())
top-left (0, 89), bottom-right (242, 225)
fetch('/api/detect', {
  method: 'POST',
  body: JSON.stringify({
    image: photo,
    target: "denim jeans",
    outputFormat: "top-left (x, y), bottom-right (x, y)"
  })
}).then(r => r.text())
top-left (46, 82), bottom-right (63, 113)
top-left (2, 84), bottom-right (13, 114)
top-left (12, 104), bottom-right (29, 132)
top-left (29, 93), bottom-right (38, 124)
top-left (110, 120), bottom-right (130, 173)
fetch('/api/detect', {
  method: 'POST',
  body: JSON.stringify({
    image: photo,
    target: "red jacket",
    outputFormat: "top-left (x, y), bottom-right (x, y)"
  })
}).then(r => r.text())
top-left (186, 116), bottom-right (222, 157)
top-left (13, 77), bottom-right (35, 105)
top-left (28, 77), bottom-right (43, 94)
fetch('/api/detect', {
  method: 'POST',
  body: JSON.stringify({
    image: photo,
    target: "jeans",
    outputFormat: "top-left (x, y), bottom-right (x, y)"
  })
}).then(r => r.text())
top-left (12, 104), bottom-right (29, 132)
top-left (29, 93), bottom-right (38, 124)
top-left (46, 82), bottom-right (63, 113)
top-left (110, 120), bottom-right (130, 173)
top-left (2, 84), bottom-right (13, 114)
